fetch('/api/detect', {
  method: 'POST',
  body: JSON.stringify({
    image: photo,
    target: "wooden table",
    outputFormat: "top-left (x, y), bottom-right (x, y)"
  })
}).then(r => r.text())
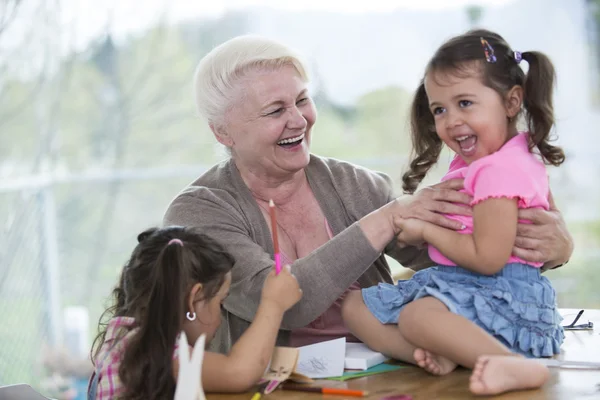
top-left (209, 309), bottom-right (600, 400)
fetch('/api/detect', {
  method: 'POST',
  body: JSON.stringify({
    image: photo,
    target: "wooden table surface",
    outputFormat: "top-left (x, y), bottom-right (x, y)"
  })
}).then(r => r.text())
top-left (208, 309), bottom-right (600, 400)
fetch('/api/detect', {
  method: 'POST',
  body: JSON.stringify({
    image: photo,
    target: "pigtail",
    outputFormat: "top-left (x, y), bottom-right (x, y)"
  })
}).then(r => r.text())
top-left (119, 242), bottom-right (186, 400)
top-left (522, 51), bottom-right (565, 166)
top-left (402, 82), bottom-right (443, 194)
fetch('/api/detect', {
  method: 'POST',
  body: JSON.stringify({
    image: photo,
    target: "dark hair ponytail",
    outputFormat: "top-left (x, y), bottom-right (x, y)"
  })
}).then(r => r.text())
top-left (402, 82), bottom-right (443, 194)
top-left (119, 242), bottom-right (186, 400)
top-left (521, 51), bottom-right (565, 166)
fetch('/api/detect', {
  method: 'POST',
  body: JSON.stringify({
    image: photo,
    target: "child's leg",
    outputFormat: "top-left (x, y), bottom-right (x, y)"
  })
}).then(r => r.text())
top-left (342, 291), bottom-right (417, 364)
top-left (469, 355), bottom-right (550, 395)
top-left (399, 296), bottom-right (513, 369)
top-left (400, 296), bottom-right (550, 394)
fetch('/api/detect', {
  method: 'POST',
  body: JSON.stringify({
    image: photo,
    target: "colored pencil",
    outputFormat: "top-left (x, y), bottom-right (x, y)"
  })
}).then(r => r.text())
top-left (269, 199), bottom-right (282, 275)
top-left (281, 383), bottom-right (368, 397)
top-left (250, 393), bottom-right (261, 400)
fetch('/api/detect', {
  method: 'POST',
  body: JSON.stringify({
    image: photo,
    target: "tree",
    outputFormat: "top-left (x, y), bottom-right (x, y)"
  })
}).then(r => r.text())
top-left (466, 5), bottom-right (484, 27)
top-left (587, 0), bottom-right (600, 105)
top-left (354, 86), bottom-right (413, 158)
top-left (0, 8), bottom-right (253, 387)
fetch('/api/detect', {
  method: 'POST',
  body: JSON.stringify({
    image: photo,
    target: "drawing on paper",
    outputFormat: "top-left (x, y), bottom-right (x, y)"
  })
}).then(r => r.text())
top-left (297, 357), bottom-right (330, 374)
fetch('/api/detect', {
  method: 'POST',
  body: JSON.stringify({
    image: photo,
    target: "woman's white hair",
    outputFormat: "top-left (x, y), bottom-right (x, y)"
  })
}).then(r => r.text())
top-left (193, 35), bottom-right (309, 127)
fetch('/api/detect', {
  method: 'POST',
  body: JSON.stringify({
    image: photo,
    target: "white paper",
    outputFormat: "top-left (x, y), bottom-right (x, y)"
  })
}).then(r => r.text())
top-left (345, 342), bottom-right (389, 370)
top-left (537, 359), bottom-right (600, 369)
top-left (296, 337), bottom-right (346, 378)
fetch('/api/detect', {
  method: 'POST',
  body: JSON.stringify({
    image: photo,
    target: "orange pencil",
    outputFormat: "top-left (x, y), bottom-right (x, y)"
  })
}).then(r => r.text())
top-left (269, 199), bottom-right (282, 275)
top-left (281, 383), bottom-right (368, 397)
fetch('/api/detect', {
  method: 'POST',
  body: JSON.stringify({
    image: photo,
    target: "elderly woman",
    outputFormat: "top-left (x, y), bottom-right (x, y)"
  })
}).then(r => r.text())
top-left (164, 35), bottom-right (573, 352)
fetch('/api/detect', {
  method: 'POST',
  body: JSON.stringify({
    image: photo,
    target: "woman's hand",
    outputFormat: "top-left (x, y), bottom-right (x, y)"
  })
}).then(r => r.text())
top-left (392, 179), bottom-right (471, 249)
top-left (394, 179), bottom-right (472, 230)
top-left (513, 191), bottom-right (573, 270)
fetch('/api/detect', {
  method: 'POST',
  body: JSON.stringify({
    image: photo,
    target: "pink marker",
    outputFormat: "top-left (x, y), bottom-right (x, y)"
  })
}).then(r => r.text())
top-left (269, 199), bottom-right (282, 274)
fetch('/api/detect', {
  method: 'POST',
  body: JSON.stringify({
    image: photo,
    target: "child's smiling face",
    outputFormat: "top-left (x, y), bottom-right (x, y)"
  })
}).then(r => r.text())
top-left (424, 65), bottom-right (522, 164)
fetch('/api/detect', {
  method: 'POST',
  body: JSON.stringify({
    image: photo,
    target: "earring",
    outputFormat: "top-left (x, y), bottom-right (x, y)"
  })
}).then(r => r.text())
top-left (186, 311), bottom-right (196, 321)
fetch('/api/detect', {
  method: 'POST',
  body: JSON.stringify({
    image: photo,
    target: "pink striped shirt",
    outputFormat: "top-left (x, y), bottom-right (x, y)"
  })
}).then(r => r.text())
top-left (89, 316), bottom-right (180, 399)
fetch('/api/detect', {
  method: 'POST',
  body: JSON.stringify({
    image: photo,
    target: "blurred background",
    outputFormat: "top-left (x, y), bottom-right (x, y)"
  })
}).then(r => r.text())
top-left (1, 0), bottom-right (599, 398)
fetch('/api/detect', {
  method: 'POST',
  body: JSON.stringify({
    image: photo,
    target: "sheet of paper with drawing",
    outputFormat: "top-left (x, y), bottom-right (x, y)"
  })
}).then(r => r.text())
top-left (296, 337), bottom-right (346, 378)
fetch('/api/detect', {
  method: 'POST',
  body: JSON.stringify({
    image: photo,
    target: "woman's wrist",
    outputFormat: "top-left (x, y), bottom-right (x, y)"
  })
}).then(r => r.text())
top-left (546, 232), bottom-right (574, 271)
top-left (359, 200), bottom-right (403, 251)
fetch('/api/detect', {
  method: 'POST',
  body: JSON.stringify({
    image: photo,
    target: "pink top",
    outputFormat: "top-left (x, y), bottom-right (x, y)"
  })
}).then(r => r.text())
top-left (90, 316), bottom-right (180, 399)
top-left (428, 132), bottom-right (550, 268)
top-left (289, 220), bottom-right (361, 347)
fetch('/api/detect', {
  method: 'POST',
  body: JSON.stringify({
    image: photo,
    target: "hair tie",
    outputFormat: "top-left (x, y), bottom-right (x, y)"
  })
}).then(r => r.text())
top-left (480, 37), bottom-right (497, 63)
top-left (168, 238), bottom-right (184, 247)
top-left (513, 51), bottom-right (523, 64)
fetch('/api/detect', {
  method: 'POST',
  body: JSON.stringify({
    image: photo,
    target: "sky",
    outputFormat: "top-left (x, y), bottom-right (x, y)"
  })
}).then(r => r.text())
top-left (57, 0), bottom-right (515, 50)
top-left (0, 0), bottom-right (515, 61)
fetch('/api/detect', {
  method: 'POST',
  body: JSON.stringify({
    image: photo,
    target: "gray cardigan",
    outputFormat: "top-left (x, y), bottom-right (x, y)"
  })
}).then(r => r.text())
top-left (163, 155), bottom-right (432, 352)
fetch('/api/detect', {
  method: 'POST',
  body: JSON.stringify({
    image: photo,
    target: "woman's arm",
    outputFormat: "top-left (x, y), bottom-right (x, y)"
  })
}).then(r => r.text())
top-left (401, 198), bottom-right (519, 275)
top-left (164, 189), bottom-right (395, 329)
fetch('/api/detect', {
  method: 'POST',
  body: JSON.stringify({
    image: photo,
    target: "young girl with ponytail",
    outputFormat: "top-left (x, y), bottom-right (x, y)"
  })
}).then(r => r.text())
top-left (89, 226), bottom-right (301, 399)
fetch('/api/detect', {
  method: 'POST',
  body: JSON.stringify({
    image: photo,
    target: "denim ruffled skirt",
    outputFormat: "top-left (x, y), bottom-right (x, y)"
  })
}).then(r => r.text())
top-left (362, 263), bottom-right (564, 358)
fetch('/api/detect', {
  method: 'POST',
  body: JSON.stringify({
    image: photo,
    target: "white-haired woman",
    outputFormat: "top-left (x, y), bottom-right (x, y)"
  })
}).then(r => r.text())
top-left (164, 35), bottom-right (573, 353)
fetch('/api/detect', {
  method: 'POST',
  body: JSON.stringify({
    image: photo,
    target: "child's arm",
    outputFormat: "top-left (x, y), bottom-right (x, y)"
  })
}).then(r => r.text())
top-left (173, 266), bottom-right (301, 393)
top-left (200, 298), bottom-right (286, 392)
top-left (422, 198), bottom-right (519, 275)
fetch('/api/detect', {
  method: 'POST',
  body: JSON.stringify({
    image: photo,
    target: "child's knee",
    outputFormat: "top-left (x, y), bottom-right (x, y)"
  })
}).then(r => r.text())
top-left (341, 290), bottom-right (362, 323)
top-left (398, 302), bottom-right (420, 337)
top-left (399, 297), bottom-right (448, 337)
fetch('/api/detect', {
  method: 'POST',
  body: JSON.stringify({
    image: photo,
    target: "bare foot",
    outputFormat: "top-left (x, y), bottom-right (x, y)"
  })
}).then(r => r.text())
top-left (469, 355), bottom-right (550, 396)
top-left (413, 348), bottom-right (457, 375)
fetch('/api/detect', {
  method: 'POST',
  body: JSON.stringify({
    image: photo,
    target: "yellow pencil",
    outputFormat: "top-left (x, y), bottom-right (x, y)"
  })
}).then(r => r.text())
top-left (251, 392), bottom-right (261, 400)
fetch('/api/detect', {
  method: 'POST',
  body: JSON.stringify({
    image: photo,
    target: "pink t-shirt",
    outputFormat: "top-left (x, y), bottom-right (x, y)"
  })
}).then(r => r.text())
top-left (428, 132), bottom-right (550, 268)
top-left (289, 220), bottom-right (361, 347)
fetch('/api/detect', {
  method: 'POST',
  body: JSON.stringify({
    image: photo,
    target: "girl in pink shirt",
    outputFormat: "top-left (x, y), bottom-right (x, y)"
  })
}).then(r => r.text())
top-left (343, 29), bottom-right (565, 396)
top-left (88, 226), bottom-right (301, 399)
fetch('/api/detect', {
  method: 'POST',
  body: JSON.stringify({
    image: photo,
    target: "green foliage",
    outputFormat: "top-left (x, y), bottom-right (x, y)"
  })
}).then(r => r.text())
top-left (466, 5), bottom-right (484, 27)
top-left (0, 298), bottom-right (42, 386)
top-left (589, 0), bottom-right (600, 106)
top-left (354, 86), bottom-right (413, 158)
top-left (0, 79), bottom-right (38, 164)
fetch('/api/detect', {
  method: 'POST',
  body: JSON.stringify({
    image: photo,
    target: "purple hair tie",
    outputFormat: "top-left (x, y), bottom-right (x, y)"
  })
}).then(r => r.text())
top-left (513, 51), bottom-right (523, 64)
top-left (168, 238), bottom-right (184, 247)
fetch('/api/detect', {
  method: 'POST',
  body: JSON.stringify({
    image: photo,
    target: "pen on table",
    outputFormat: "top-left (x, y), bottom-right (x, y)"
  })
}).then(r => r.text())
top-left (281, 383), bottom-right (368, 397)
top-left (269, 199), bottom-right (282, 275)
